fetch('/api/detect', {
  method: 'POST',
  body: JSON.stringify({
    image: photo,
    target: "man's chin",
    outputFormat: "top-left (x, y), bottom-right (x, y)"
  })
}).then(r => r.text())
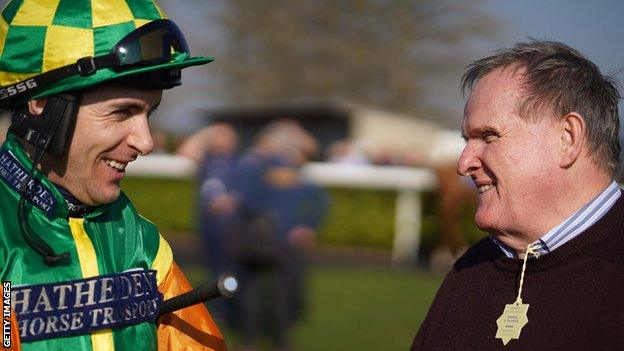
top-left (87, 187), bottom-right (121, 206)
top-left (474, 213), bottom-right (496, 233)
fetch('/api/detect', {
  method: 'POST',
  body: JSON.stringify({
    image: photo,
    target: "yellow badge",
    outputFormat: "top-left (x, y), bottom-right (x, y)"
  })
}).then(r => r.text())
top-left (495, 302), bottom-right (529, 345)
top-left (495, 244), bottom-right (537, 346)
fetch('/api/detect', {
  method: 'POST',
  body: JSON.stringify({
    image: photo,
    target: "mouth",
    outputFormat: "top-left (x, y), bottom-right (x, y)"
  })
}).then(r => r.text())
top-left (475, 181), bottom-right (496, 194)
top-left (104, 158), bottom-right (128, 172)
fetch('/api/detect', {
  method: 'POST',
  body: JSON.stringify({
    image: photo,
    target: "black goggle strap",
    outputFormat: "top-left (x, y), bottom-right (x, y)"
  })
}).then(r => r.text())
top-left (0, 19), bottom-right (188, 107)
top-left (0, 53), bottom-right (117, 107)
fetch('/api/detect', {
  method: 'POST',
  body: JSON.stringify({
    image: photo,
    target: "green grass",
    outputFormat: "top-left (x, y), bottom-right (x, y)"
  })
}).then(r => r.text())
top-left (294, 265), bottom-right (443, 351)
top-left (318, 188), bottom-right (397, 249)
top-left (184, 264), bottom-right (444, 351)
top-left (121, 176), bottom-right (197, 231)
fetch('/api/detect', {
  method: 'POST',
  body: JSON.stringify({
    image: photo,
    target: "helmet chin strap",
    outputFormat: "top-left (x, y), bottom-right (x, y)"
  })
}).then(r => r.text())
top-left (12, 94), bottom-right (79, 266)
top-left (18, 153), bottom-right (71, 266)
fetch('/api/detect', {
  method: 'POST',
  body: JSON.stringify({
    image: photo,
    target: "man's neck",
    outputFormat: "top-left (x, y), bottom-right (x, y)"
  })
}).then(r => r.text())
top-left (498, 178), bottom-right (618, 257)
top-left (535, 170), bottom-right (611, 237)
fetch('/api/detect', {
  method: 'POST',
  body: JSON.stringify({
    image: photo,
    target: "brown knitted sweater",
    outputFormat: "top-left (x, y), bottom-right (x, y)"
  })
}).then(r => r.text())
top-left (412, 194), bottom-right (624, 351)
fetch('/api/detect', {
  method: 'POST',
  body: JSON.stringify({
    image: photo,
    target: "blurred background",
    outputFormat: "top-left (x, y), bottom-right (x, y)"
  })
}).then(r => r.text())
top-left (2, 0), bottom-right (623, 350)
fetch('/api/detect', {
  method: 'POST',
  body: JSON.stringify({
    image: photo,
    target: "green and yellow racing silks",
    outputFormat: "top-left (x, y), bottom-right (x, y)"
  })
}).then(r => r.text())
top-left (0, 132), bottom-right (226, 351)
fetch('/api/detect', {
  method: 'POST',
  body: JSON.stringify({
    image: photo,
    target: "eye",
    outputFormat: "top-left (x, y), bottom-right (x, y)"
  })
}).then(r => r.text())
top-left (481, 130), bottom-right (498, 143)
top-left (112, 108), bottom-right (132, 118)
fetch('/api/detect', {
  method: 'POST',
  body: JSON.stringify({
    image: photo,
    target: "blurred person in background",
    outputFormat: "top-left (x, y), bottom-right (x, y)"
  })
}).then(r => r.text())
top-left (177, 122), bottom-right (241, 278)
top-left (413, 40), bottom-right (624, 350)
top-left (231, 119), bottom-right (328, 351)
top-left (177, 122), bottom-right (238, 164)
top-left (198, 123), bottom-right (241, 279)
top-left (180, 122), bottom-right (241, 321)
top-left (0, 0), bottom-right (225, 349)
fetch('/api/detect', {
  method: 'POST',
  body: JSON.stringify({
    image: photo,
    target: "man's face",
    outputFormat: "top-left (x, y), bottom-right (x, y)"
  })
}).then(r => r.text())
top-left (47, 85), bottom-right (162, 206)
top-left (458, 68), bottom-right (562, 243)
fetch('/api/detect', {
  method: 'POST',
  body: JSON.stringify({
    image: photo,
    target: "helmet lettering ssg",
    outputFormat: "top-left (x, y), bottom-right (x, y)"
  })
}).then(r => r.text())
top-left (0, 0), bottom-right (213, 108)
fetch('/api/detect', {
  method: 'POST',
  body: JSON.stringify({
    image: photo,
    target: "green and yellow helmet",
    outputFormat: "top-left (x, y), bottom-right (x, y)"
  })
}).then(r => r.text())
top-left (0, 0), bottom-right (213, 107)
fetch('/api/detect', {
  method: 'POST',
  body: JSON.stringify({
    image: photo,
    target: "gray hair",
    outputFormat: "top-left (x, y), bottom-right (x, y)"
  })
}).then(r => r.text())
top-left (461, 39), bottom-right (621, 175)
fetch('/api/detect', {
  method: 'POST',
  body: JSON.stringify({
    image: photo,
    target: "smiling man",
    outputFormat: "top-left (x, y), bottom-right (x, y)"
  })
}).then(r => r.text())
top-left (35, 86), bottom-right (162, 206)
top-left (412, 40), bottom-right (624, 350)
top-left (0, 1), bottom-right (225, 350)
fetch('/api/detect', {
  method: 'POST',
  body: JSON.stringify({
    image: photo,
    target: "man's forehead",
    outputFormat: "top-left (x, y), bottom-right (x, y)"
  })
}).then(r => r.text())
top-left (460, 68), bottom-right (526, 136)
top-left (104, 97), bottom-right (161, 109)
top-left (469, 67), bottom-right (525, 99)
top-left (81, 84), bottom-right (163, 107)
top-left (465, 68), bottom-right (525, 107)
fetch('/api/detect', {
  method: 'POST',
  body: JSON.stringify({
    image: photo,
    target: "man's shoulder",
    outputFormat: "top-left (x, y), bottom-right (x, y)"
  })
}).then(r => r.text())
top-left (583, 228), bottom-right (624, 266)
top-left (580, 194), bottom-right (624, 265)
top-left (453, 237), bottom-right (503, 271)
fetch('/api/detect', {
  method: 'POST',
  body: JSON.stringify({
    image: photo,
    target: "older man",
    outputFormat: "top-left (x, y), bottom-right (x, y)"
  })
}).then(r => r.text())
top-left (412, 40), bottom-right (623, 350)
top-left (0, 1), bottom-right (225, 350)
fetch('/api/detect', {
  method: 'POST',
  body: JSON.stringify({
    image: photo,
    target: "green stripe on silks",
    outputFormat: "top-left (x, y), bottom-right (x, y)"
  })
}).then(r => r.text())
top-left (92, 21), bottom-right (135, 56)
top-left (52, 0), bottom-right (92, 29)
top-left (1, 0), bottom-right (23, 24)
top-left (125, 0), bottom-right (163, 20)
top-left (0, 25), bottom-right (45, 72)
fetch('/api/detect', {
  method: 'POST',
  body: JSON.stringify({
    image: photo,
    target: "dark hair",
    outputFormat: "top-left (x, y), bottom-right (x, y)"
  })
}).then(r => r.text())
top-left (461, 39), bottom-right (622, 174)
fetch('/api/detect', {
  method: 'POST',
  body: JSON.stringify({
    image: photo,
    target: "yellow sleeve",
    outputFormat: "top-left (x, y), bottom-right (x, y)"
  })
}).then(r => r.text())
top-left (152, 235), bottom-right (227, 351)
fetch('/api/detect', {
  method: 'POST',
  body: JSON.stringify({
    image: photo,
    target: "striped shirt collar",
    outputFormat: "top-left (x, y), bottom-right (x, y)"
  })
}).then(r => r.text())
top-left (492, 181), bottom-right (621, 259)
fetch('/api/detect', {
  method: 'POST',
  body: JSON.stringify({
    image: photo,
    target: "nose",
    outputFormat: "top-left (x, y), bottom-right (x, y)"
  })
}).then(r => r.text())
top-left (457, 141), bottom-right (481, 177)
top-left (127, 115), bottom-right (154, 156)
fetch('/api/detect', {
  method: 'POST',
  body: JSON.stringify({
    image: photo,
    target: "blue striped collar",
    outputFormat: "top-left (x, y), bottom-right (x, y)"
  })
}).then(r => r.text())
top-left (492, 181), bottom-right (621, 259)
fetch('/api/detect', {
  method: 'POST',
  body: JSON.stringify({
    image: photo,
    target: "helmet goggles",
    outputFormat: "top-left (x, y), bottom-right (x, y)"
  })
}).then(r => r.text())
top-left (0, 19), bottom-right (189, 106)
top-left (112, 18), bottom-right (190, 69)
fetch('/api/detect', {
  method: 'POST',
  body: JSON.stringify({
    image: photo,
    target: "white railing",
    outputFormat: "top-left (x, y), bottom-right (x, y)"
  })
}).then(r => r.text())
top-left (127, 154), bottom-right (197, 178)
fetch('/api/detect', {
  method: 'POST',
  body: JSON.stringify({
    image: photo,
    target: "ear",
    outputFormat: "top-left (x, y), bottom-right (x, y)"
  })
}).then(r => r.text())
top-left (27, 98), bottom-right (47, 116)
top-left (559, 112), bottom-right (586, 168)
